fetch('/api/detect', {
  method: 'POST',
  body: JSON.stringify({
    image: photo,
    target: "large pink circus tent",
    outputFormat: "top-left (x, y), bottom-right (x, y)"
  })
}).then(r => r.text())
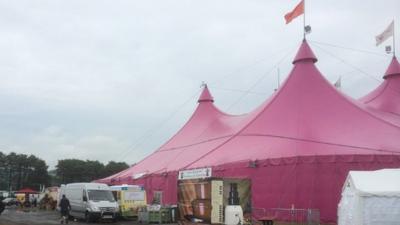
top-left (96, 40), bottom-right (400, 223)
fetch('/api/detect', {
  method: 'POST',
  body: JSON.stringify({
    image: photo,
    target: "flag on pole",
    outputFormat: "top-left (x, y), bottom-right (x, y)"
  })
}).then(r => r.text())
top-left (334, 77), bottom-right (341, 89)
top-left (376, 20), bottom-right (394, 46)
top-left (284, 0), bottom-right (304, 24)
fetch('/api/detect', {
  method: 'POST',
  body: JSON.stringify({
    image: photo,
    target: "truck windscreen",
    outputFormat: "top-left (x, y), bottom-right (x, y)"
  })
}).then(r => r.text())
top-left (87, 190), bottom-right (115, 202)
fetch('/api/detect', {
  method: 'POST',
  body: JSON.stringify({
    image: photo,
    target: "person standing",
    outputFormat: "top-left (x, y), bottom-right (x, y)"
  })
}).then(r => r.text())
top-left (58, 195), bottom-right (71, 224)
top-left (32, 197), bottom-right (37, 208)
top-left (0, 197), bottom-right (5, 215)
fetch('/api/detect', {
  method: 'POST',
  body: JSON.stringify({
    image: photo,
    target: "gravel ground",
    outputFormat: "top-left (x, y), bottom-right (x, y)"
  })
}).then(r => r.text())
top-left (0, 206), bottom-right (146, 225)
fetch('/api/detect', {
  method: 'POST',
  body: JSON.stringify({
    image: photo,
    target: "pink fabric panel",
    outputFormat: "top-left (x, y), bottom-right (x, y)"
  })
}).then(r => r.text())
top-left (216, 155), bottom-right (400, 223)
top-left (361, 79), bottom-right (400, 116)
top-left (160, 102), bottom-right (248, 150)
top-left (360, 57), bottom-right (400, 116)
top-left (243, 62), bottom-right (400, 151)
top-left (129, 173), bottom-right (178, 205)
top-left (189, 136), bottom-right (390, 169)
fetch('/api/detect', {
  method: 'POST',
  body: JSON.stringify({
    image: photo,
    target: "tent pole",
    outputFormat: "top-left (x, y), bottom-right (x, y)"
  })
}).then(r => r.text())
top-left (393, 19), bottom-right (396, 57)
top-left (303, 0), bottom-right (306, 40)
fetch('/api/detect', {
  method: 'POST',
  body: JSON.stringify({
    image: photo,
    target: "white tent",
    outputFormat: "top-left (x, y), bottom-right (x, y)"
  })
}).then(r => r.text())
top-left (338, 168), bottom-right (400, 225)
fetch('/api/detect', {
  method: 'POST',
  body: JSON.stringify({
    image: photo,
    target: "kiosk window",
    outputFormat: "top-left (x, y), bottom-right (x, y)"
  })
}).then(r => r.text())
top-left (153, 191), bottom-right (163, 204)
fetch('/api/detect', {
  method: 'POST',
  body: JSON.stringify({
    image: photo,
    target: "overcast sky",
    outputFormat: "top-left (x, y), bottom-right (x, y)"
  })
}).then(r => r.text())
top-left (0, 0), bottom-right (399, 169)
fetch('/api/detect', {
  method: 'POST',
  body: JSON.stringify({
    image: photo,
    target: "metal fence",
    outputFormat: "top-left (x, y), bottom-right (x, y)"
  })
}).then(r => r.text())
top-left (252, 207), bottom-right (320, 225)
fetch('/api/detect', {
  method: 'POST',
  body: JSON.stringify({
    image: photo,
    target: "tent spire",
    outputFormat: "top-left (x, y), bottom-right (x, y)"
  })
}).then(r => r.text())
top-left (292, 39), bottom-right (317, 64)
top-left (383, 56), bottom-right (400, 79)
top-left (198, 83), bottom-right (214, 103)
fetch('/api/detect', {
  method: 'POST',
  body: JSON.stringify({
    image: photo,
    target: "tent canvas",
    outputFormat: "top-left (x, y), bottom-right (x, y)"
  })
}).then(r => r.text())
top-left (360, 56), bottom-right (400, 115)
top-left (338, 168), bottom-right (400, 225)
top-left (97, 41), bottom-right (400, 223)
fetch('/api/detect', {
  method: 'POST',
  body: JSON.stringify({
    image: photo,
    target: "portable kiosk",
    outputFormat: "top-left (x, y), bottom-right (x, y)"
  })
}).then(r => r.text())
top-left (177, 167), bottom-right (250, 224)
top-left (338, 168), bottom-right (400, 225)
top-left (110, 185), bottom-right (146, 218)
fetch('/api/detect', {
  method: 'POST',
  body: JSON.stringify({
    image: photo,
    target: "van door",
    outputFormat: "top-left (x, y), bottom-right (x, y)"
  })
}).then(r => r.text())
top-left (80, 189), bottom-right (89, 217)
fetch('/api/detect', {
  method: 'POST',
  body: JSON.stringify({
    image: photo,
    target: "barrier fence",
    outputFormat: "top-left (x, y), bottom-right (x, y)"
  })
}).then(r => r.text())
top-left (252, 207), bottom-right (320, 225)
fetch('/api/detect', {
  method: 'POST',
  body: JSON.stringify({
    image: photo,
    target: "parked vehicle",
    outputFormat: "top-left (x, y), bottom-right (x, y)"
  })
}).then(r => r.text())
top-left (2, 197), bottom-right (17, 206)
top-left (59, 183), bottom-right (119, 222)
top-left (110, 185), bottom-right (147, 218)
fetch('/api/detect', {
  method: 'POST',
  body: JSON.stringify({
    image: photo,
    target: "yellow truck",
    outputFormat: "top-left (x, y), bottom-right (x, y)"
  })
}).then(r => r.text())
top-left (110, 185), bottom-right (147, 219)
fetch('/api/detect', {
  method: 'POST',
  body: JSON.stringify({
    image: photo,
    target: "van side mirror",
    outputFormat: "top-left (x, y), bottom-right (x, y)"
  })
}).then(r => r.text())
top-left (83, 196), bottom-right (87, 202)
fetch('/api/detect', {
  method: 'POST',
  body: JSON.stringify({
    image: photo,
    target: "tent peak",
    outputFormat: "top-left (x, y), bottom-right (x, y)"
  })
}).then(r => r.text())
top-left (293, 39), bottom-right (318, 64)
top-left (198, 83), bottom-right (214, 103)
top-left (383, 56), bottom-right (400, 79)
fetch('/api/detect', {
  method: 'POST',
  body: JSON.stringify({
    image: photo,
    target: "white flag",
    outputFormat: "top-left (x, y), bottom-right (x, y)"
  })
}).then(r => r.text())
top-left (334, 77), bottom-right (341, 89)
top-left (376, 20), bottom-right (394, 46)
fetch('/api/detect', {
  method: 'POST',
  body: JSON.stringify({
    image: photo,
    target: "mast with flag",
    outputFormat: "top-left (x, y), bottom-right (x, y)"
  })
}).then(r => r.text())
top-left (376, 20), bottom-right (395, 56)
top-left (284, 0), bottom-right (310, 39)
top-left (394, 20), bottom-right (396, 56)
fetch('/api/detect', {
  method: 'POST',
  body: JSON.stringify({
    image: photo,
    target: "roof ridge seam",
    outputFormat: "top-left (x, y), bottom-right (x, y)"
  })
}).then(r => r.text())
top-left (155, 102), bottom-right (211, 152)
top-left (362, 81), bottom-right (389, 104)
top-left (181, 68), bottom-right (294, 168)
top-left (240, 133), bottom-right (400, 154)
top-left (158, 135), bottom-right (234, 152)
top-left (336, 85), bottom-right (400, 130)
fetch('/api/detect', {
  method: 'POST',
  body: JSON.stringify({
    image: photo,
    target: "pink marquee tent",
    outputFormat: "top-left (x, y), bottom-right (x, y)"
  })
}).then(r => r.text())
top-left (96, 41), bottom-right (400, 223)
top-left (360, 56), bottom-right (400, 115)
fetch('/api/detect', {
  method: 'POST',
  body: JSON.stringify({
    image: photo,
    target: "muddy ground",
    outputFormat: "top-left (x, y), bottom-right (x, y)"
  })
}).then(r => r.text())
top-left (0, 206), bottom-right (148, 225)
top-left (0, 206), bottom-right (332, 225)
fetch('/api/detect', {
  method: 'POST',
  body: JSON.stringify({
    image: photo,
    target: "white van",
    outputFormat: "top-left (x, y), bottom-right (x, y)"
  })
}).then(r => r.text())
top-left (59, 183), bottom-right (119, 222)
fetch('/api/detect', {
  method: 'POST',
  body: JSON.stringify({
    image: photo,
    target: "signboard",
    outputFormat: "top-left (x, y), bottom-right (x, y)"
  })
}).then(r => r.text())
top-left (178, 167), bottom-right (212, 180)
top-left (125, 191), bottom-right (145, 201)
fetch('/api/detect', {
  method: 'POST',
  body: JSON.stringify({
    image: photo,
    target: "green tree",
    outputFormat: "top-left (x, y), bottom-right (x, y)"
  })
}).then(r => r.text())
top-left (83, 160), bottom-right (105, 181)
top-left (26, 156), bottom-right (50, 190)
top-left (0, 151), bottom-right (50, 191)
top-left (0, 152), bottom-right (7, 190)
top-left (56, 159), bottom-right (86, 183)
top-left (103, 161), bottom-right (129, 178)
top-left (55, 159), bottom-right (129, 184)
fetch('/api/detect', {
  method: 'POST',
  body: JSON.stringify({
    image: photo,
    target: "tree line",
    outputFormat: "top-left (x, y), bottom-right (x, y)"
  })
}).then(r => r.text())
top-left (54, 159), bottom-right (129, 184)
top-left (0, 152), bottom-right (50, 191)
top-left (0, 151), bottom-right (129, 191)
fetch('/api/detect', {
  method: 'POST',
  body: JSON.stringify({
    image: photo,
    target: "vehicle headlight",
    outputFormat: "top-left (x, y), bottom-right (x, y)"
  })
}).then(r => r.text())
top-left (91, 205), bottom-right (99, 211)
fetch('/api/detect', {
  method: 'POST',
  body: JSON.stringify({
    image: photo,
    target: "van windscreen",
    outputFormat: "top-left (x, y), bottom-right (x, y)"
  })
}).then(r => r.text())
top-left (87, 190), bottom-right (115, 202)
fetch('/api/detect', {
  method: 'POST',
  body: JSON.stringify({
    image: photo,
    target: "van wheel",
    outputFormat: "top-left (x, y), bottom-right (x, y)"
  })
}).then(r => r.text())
top-left (85, 212), bottom-right (91, 223)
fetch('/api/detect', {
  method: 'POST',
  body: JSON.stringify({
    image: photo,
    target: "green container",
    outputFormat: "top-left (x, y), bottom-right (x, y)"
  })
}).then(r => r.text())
top-left (160, 208), bottom-right (171, 223)
top-left (148, 208), bottom-right (171, 223)
top-left (149, 211), bottom-right (161, 223)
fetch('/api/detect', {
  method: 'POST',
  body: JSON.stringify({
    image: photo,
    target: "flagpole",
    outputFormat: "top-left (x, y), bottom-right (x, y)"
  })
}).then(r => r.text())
top-left (303, 0), bottom-right (306, 40)
top-left (394, 19), bottom-right (396, 57)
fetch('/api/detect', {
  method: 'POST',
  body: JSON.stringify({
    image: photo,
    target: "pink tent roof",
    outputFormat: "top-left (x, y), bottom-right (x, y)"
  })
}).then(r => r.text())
top-left (198, 84), bottom-right (214, 103)
top-left (98, 40), bottom-right (400, 183)
top-left (360, 56), bottom-right (400, 116)
top-left (15, 188), bottom-right (38, 194)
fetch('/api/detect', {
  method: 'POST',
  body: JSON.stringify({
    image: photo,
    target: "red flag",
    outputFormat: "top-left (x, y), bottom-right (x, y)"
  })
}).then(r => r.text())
top-left (284, 0), bottom-right (304, 24)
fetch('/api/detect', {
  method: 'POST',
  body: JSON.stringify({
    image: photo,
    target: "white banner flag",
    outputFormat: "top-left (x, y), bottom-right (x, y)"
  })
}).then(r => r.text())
top-left (334, 77), bottom-right (341, 89)
top-left (376, 20), bottom-right (394, 46)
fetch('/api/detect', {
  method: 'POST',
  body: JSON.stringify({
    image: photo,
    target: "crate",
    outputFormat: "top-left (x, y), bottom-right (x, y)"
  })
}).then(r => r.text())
top-left (148, 208), bottom-right (171, 223)
top-left (138, 211), bottom-right (149, 223)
